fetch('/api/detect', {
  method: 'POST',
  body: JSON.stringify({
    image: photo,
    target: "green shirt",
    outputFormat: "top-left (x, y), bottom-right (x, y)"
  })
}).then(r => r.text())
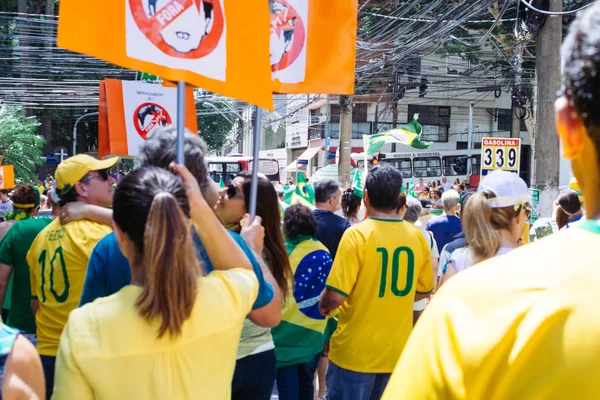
top-left (0, 217), bottom-right (52, 333)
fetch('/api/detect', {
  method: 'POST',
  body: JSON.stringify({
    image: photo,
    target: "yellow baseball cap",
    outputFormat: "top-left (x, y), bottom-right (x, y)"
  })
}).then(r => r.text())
top-left (56, 154), bottom-right (119, 194)
top-left (569, 177), bottom-right (584, 203)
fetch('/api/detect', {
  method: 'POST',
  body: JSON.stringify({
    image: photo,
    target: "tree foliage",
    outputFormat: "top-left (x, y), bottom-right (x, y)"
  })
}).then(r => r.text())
top-left (196, 102), bottom-right (235, 155)
top-left (0, 106), bottom-right (45, 183)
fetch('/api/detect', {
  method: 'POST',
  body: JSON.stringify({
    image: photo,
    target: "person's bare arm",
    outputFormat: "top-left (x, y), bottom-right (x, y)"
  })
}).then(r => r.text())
top-left (171, 162), bottom-right (251, 271)
top-left (3, 335), bottom-right (45, 400)
top-left (30, 299), bottom-right (39, 316)
top-left (60, 203), bottom-right (113, 226)
top-left (415, 292), bottom-right (431, 301)
top-left (431, 257), bottom-right (439, 281)
top-left (247, 257), bottom-right (282, 328)
top-left (239, 217), bottom-right (282, 327)
top-left (0, 263), bottom-right (13, 308)
top-left (319, 289), bottom-right (346, 317)
top-left (438, 261), bottom-right (458, 290)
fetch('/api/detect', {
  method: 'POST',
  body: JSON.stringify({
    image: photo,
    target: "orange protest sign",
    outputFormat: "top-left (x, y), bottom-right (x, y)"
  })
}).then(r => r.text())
top-left (270, 0), bottom-right (358, 94)
top-left (0, 165), bottom-right (15, 190)
top-left (58, 0), bottom-right (273, 110)
top-left (98, 79), bottom-right (198, 158)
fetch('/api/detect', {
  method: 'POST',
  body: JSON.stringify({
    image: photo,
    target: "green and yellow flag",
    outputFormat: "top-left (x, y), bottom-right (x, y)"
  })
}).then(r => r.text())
top-left (219, 176), bottom-right (226, 190)
top-left (363, 114), bottom-right (432, 157)
top-left (284, 172), bottom-right (316, 209)
top-left (351, 170), bottom-right (364, 199)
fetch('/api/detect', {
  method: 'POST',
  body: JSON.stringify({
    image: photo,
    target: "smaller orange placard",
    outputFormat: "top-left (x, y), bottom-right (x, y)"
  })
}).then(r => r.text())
top-left (0, 165), bottom-right (15, 190)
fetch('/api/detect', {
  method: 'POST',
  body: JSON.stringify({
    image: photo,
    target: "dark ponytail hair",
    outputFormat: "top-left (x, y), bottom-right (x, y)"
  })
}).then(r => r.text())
top-left (341, 188), bottom-right (361, 218)
top-left (238, 172), bottom-right (292, 300)
top-left (113, 167), bottom-right (201, 338)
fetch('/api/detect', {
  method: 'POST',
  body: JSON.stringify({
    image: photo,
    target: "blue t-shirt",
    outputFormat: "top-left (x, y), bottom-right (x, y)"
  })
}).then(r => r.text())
top-left (426, 214), bottom-right (463, 254)
top-left (313, 209), bottom-right (351, 260)
top-left (79, 231), bottom-right (274, 309)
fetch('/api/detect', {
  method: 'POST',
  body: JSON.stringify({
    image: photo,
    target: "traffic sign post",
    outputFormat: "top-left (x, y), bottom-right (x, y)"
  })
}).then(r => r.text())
top-left (528, 188), bottom-right (541, 224)
top-left (54, 146), bottom-right (69, 163)
top-left (45, 154), bottom-right (59, 165)
top-left (480, 137), bottom-right (521, 176)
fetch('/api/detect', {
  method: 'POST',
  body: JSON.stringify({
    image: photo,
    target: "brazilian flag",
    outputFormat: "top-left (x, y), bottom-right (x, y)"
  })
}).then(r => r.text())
top-left (351, 170), bottom-right (364, 199)
top-left (364, 114), bottom-right (432, 156)
top-left (283, 172), bottom-right (315, 209)
top-left (272, 237), bottom-right (333, 367)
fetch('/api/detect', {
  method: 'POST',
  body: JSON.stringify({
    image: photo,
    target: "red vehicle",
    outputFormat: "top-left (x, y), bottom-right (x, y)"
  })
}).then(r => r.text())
top-left (208, 157), bottom-right (281, 185)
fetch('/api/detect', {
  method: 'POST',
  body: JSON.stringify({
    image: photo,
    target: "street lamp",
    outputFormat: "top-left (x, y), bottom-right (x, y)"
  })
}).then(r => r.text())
top-left (72, 112), bottom-right (99, 156)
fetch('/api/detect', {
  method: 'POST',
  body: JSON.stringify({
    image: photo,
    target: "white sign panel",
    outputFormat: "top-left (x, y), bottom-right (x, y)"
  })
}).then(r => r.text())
top-left (126, 0), bottom-right (227, 81)
top-left (270, 0), bottom-right (308, 84)
top-left (121, 80), bottom-right (180, 157)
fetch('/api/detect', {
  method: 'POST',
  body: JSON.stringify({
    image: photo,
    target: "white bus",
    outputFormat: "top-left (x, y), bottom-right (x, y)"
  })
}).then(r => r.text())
top-left (352, 150), bottom-right (481, 184)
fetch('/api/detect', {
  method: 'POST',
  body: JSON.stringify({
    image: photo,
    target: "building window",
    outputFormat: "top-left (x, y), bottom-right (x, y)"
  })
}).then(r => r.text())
top-left (330, 103), bottom-right (368, 124)
top-left (329, 122), bottom-right (372, 140)
top-left (408, 105), bottom-right (450, 142)
top-left (382, 158), bottom-right (412, 179)
top-left (413, 156), bottom-right (442, 178)
top-left (497, 109), bottom-right (527, 132)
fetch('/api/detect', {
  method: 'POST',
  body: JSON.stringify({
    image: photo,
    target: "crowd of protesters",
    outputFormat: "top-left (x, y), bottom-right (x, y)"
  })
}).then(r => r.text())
top-left (0, 4), bottom-right (598, 400)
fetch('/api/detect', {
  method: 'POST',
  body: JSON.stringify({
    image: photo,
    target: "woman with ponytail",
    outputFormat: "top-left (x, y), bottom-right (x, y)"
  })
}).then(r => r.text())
top-left (438, 170), bottom-right (531, 289)
top-left (341, 188), bottom-right (362, 225)
top-left (214, 171), bottom-right (292, 400)
top-left (53, 165), bottom-right (259, 399)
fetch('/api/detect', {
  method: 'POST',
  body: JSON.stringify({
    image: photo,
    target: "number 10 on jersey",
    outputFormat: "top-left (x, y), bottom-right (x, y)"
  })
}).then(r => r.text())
top-left (481, 138), bottom-right (521, 176)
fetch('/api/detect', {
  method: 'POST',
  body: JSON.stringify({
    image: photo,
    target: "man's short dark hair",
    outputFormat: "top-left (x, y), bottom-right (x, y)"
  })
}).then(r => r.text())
top-left (136, 126), bottom-right (209, 195)
top-left (561, 3), bottom-right (600, 162)
top-left (314, 179), bottom-right (340, 203)
top-left (558, 189), bottom-right (581, 214)
top-left (365, 165), bottom-right (403, 211)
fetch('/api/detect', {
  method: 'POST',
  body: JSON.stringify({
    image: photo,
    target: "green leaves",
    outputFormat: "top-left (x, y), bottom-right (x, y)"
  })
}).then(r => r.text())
top-left (196, 102), bottom-right (235, 155)
top-left (0, 105), bottom-right (45, 183)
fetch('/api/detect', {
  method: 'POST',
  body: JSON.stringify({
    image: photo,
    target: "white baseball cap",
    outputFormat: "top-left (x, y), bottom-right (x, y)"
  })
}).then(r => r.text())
top-left (478, 170), bottom-right (530, 208)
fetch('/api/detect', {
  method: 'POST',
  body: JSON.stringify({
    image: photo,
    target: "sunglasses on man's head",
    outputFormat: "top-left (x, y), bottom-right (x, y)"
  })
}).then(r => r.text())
top-left (226, 184), bottom-right (243, 200)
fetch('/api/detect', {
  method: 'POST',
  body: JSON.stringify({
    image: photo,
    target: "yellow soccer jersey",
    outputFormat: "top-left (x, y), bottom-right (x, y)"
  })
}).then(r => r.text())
top-left (383, 220), bottom-right (600, 400)
top-left (326, 217), bottom-right (433, 373)
top-left (27, 219), bottom-right (112, 356)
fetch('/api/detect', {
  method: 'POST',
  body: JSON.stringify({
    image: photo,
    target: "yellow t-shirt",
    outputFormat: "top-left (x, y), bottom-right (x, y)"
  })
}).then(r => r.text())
top-left (52, 269), bottom-right (258, 400)
top-left (27, 219), bottom-right (112, 356)
top-left (326, 217), bottom-right (433, 373)
top-left (383, 221), bottom-right (600, 400)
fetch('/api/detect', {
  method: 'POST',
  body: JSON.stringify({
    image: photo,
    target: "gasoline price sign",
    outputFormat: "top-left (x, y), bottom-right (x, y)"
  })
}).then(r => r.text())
top-left (480, 137), bottom-right (521, 176)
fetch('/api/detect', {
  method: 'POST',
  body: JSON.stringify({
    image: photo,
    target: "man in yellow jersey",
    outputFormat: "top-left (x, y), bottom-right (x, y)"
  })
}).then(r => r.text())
top-left (319, 164), bottom-right (433, 400)
top-left (382, 4), bottom-right (600, 399)
top-left (27, 154), bottom-right (116, 398)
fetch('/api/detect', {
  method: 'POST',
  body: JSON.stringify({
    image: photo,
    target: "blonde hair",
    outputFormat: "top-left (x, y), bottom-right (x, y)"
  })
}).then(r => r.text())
top-left (463, 190), bottom-right (521, 263)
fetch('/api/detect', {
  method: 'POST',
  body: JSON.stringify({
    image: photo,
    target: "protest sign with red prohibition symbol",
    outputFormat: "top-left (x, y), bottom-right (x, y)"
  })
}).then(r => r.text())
top-left (270, 0), bottom-right (358, 95)
top-left (98, 79), bottom-right (198, 158)
top-left (58, 0), bottom-right (273, 109)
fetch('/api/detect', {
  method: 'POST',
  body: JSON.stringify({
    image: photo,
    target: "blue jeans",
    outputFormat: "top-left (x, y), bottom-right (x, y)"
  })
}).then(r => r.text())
top-left (325, 361), bottom-right (391, 400)
top-left (276, 356), bottom-right (319, 400)
top-left (231, 349), bottom-right (277, 400)
top-left (40, 355), bottom-right (56, 400)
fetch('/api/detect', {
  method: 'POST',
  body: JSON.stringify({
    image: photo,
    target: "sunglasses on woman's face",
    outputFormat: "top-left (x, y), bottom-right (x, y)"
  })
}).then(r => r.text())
top-left (226, 184), bottom-right (243, 200)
